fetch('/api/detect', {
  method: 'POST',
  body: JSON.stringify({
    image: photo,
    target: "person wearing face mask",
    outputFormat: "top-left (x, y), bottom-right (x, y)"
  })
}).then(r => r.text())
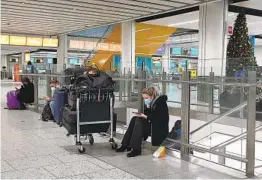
top-left (44, 80), bottom-right (60, 118)
top-left (16, 77), bottom-right (34, 110)
top-left (116, 87), bottom-right (169, 157)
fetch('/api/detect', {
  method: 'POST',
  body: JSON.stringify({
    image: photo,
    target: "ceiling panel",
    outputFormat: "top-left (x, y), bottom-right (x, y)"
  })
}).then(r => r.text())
top-left (1, 0), bottom-right (217, 36)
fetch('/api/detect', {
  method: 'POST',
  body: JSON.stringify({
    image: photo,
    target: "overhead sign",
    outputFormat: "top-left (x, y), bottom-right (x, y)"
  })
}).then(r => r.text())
top-left (27, 37), bottom-right (43, 46)
top-left (69, 40), bottom-right (121, 52)
top-left (0, 35), bottom-right (9, 44)
top-left (10, 36), bottom-right (26, 46)
top-left (0, 35), bottom-right (58, 47)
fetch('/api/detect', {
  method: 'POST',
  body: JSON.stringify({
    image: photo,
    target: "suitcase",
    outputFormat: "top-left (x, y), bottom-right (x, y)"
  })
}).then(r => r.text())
top-left (62, 106), bottom-right (117, 135)
top-left (7, 90), bottom-right (20, 109)
top-left (53, 89), bottom-right (68, 124)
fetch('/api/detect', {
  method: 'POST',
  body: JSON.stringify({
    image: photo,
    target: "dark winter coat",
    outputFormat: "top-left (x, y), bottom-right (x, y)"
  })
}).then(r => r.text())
top-left (18, 82), bottom-right (34, 103)
top-left (144, 95), bottom-right (169, 146)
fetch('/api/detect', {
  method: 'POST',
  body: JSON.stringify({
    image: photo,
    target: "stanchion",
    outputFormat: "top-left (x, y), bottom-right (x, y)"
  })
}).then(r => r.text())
top-left (33, 70), bottom-right (39, 112)
top-left (162, 70), bottom-right (167, 95)
top-left (180, 71), bottom-right (191, 158)
top-left (208, 71), bottom-right (214, 114)
top-left (138, 61), bottom-right (146, 113)
top-left (127, 69), bottom-right (132, 102)
top-left (246, 71), bottom-right (256, 177)
top-left (46, 69), bottom-right (52, 98)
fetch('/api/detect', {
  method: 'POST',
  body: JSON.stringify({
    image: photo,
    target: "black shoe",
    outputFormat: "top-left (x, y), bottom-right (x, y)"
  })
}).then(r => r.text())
top-left (19, 105), bottom-right (26, 110)
top-left (127, 150), bottom-right (141, 158)
top-left (115, 146), bottom-right (131, 152)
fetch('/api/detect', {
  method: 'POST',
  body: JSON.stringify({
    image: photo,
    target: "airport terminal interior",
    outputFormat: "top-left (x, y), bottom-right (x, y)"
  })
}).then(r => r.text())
top-left (1, 0), bottom-right (262, 179)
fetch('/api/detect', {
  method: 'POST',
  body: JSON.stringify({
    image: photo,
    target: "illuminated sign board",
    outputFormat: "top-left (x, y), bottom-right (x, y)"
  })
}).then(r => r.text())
top-left (69, 40), bottom-right (121, 52)
top-left (43, 38), bottom-right (58, 47)
top-left (1, 35), bottom-right (9, 44)
top-left (0, 35), bottom-right (58, 48)
top-left (10, 36), bottom-right (26, 45)
top-left (27, 37), bottom-right (43, 46)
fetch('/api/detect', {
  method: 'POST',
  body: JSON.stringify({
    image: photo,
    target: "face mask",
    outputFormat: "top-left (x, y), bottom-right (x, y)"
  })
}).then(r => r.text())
top-left (51, 87), bottom-right (56, 91)
top-left (144, 99), bottom-right (151, 105)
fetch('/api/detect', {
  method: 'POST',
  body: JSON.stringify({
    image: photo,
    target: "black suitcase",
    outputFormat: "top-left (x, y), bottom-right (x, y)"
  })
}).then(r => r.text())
top-left (62, 106), bottom-right (117, 135)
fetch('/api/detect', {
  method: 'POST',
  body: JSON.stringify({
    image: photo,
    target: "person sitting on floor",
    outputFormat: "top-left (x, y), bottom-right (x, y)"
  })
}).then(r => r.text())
top-left (44, 80), bottom-right (60, 118)
top-left (116, 87), bottom-right (169, 157)
top-left (16, 77), bottom-right (34, 110)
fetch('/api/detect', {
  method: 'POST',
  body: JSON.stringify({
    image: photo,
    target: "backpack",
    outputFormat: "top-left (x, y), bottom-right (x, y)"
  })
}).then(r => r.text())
top-left (41, 104), bottom-right (54, 121)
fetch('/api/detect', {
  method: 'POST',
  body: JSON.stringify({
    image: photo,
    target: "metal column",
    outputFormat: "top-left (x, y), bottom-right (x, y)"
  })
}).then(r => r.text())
top-left (208, 71), bottom-right (214, 114)
top-left (162, 71), bottom-right (167, 95)
top-left (138, 61), bottom-right (146, 113)
top-left (33, 71), bottom-right (39, 112)
top-left (181, 71), bottom-right (191, 158)
top-left (127, 69), bottom-right (132, 102)
top-left (46, 69), bottom-right (52, 98)
top-left (246, 71), bottom-right (256, 177)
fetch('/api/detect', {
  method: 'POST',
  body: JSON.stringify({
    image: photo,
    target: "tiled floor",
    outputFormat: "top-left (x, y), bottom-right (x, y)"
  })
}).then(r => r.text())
top-left (1, 81), bottom-right (242, 179)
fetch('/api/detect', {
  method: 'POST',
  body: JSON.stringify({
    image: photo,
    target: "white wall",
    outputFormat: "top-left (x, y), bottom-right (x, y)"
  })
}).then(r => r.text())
top-left (255, 46), bottom-right (262, 66)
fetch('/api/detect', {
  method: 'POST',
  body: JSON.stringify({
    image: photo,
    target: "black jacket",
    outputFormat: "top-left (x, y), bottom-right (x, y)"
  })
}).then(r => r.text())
top-left (144, 95), bottom-right (169, 146)
top-left (19, 82), bottom-right (34, 103)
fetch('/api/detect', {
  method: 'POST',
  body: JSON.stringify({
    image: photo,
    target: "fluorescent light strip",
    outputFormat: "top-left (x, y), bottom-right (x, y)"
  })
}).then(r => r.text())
top-left (148, 34), bottom-right (170, 39)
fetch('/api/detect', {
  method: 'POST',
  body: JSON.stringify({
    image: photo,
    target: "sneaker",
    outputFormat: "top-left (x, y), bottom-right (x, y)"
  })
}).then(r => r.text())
top-left (127, 150), bottom-right (141, 157)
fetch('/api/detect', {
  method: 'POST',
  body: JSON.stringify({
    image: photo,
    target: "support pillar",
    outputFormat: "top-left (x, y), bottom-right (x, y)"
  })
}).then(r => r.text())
top-left (162, 44), bottom-right (170, 74)
top-left (57, 34), bottom-right (68, 73)
top-left (198, 0), bottom-right (228, 77)
top-left (121, 21), bottom-right (135, 74)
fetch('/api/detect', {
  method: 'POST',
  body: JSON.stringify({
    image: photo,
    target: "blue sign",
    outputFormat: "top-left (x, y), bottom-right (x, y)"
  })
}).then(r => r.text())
top-left (47, 58), bottom-right (53, 64)
top-left (250, 36), bottom-right (255, 54)
top-left (137, 57), bottom-right (152, 71)
top-left (171, 48), bottom-right (182, 55)
top-left (181, 59), bottom-right (188, 68)
top-left (155, 45), bottom-right (166, 55)
top-left (113, 55), bottom-right (121, 70)
top-left (70, 58), bottom-right (79, 65)
top-left (190, 48), bottom-right (199, 56)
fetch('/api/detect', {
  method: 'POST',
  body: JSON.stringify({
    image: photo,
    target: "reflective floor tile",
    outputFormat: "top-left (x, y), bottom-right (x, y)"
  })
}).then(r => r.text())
top-left (62, 174), bottom-right (90, 179)
top-left (97, 154), bottom-right (161, 168)
top-left (1, 167), bottom-right (55, 179)
top-left (7, 155), bottom-right (62, 170)
top-left (88, 158), bottom-right (115, 170)
top-left (120, 162), bottom-right (177, 178)
top-left (1, 149), bottom-right (26, 161)
top-left (18, 145), bottom-right (67, 157)
top-left (44, 160), bottom-right (103, 178)
top-left (51, 152), bottom-right (92, 163)
top-left (1, 161), bottom-right (14, 172)
top-left (87, 168), bottom-right (139, 179)
top-left (190, 168), bottom-right (237, 179)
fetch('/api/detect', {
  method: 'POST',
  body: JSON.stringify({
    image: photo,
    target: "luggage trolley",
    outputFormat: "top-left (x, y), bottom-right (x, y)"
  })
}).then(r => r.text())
top-left (75, 87), bottom-right (117, 153)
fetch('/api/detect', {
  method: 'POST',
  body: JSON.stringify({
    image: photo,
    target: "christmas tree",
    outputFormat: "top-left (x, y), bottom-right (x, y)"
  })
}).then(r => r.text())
top-left (226, 12), bottom-right (257, 78)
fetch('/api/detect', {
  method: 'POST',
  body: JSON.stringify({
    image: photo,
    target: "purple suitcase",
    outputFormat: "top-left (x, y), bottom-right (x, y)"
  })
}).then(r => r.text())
top-left (7, 90), bottom-right (20, 109)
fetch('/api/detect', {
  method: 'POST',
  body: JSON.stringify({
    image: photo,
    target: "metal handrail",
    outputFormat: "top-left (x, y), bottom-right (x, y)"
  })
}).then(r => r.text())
top-left (19, 73), bottom-right (262, 88)
top-left (190, 93), bottom-right (262, 135)
top-left (210, 125), bottom-right (262, 151)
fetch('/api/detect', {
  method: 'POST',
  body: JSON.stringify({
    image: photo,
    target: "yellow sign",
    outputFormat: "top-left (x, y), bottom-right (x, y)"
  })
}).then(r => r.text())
top-left (190, 70), bottom-right (197, 79)
top-left (43, 38), bottom-right (58, 47)
top-left (1, 35), bottom-right (9, 44)
top-left (27, 37), bottom-right (43, 46)
top-left (25, 53), bottom-right (31, 62)
top-left (10, 36), bottom-right (26, 46)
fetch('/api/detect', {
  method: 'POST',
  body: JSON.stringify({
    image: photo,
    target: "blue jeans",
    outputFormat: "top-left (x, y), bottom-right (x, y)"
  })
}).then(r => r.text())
top-left (46, 100), bottom-right (55, 117)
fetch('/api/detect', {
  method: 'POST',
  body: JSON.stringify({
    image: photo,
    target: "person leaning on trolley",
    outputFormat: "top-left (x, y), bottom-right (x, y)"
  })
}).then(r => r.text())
top-left (116, 87), bottom-right (169, 157)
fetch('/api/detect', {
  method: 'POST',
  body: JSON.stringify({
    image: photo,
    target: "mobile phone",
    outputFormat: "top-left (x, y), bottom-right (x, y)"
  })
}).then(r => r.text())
top-left (132, 112), bottom-right (141, 115)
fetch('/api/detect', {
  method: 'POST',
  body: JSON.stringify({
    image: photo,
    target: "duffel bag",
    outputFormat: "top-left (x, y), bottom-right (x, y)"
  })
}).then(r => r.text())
top-left (62, 67), bottom-right (85, 85)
